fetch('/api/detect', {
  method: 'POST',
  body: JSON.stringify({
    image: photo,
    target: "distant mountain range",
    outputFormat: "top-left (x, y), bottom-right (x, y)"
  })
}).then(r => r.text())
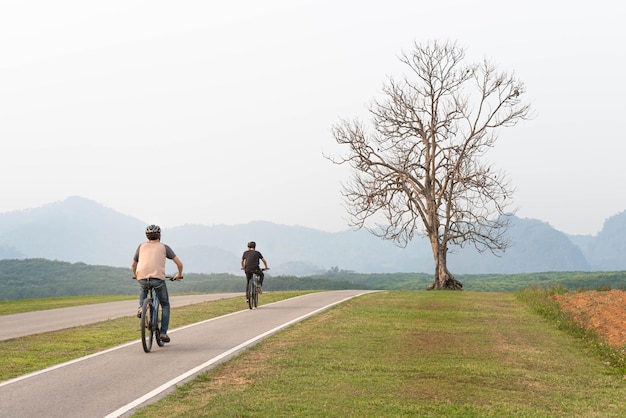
top-left (0, 196), bottom-right (623, 275)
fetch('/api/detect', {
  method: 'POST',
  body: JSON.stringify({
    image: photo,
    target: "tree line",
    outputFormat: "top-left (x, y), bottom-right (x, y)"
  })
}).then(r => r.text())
top-left (1, 259), bottom-right (626, 301)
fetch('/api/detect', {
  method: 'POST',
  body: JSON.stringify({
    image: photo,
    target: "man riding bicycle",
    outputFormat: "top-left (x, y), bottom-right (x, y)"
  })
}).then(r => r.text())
top-left (132, 224), bottom-right (183, 343)
top-left (241, 241), bottom-right (269, 302)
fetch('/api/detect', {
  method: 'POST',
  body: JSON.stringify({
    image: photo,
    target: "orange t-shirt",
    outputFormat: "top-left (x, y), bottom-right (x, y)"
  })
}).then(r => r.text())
top-left (134, 241), bottom-right (175, 280)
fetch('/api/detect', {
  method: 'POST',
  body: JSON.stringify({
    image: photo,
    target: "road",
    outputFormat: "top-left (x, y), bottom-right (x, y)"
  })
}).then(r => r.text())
top-left (0, 293), bottom-right (241, 341)
top-left (0, 290), bottom-right (376, 418)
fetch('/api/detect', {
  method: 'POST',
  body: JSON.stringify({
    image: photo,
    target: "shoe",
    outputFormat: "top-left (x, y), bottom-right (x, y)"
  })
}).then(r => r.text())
top-left (136, 308), bottom-right (142, 318)
top-left (160, 334), bottom-right (170, 343)
top-left (257, 286), bottom-right (262, 294)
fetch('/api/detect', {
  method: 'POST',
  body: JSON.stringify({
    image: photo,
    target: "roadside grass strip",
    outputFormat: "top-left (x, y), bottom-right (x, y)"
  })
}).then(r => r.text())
top-left (133, 291), bottom-right (626, 417)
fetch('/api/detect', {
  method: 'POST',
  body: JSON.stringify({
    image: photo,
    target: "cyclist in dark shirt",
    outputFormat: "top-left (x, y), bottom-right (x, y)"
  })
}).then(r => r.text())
top-left (241, 241), bottom-right (269, 300)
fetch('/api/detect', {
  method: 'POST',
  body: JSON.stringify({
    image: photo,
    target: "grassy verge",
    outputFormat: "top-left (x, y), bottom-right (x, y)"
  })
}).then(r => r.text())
top-left (0, 295), bottom-right (135, 315)
top-left (516, 286), bottom-right (626, 374)
top-left (133, 291), bottom-right (626, 417)
top-left (0, 291), bottom-right (312, 381)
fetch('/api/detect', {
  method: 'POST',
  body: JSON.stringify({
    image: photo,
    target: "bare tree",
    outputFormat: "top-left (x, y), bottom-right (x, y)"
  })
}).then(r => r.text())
top-left (329, 40), bottom-right (531, 290)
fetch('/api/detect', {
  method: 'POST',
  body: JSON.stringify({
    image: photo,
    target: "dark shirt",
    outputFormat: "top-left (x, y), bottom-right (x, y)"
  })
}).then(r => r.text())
top-left (242, 249), bottom-right (264, 272)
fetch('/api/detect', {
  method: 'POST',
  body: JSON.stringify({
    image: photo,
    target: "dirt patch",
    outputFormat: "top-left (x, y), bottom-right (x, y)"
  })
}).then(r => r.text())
top-left (553, 289), bottom-right (626, 348)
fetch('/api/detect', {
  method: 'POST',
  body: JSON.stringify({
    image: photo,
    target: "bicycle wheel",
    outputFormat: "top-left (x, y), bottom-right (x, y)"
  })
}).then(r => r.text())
top-left (155, 299), bottom-right (165, 347)
top-left (140, 298), bottom-right (153, 353)
top-left (253, 277), bottom-right (259, 308)
top-left (247, 279), bottom-right (254, 310)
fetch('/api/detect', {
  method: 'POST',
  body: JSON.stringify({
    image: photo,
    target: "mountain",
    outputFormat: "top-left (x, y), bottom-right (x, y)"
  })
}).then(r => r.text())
top-left (452, 217), bottom-right (590, 273)
top-left (0, 196), bottom-right (622, 275)
top-left (579, 210), bottom-right (626, 270)
top-left (0, 197), bottom-right (145, 266)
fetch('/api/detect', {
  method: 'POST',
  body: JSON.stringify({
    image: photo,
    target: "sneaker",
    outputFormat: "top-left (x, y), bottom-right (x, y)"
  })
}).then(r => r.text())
top-left (257, 286), bottom-right (262, 294)
top-left (136, 308), bottom-right (142, 318)
top-left (160, 334), bottom-right (170, 343)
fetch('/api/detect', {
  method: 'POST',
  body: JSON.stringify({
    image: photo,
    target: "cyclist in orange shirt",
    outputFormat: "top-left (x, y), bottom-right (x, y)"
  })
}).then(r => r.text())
top-left (132, 225), bottom-right (183, 343)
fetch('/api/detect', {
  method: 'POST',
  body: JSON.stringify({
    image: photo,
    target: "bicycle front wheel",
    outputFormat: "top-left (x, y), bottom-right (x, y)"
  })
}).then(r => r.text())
top-left (155, 300), bottom-right (165, 347)
top-left (140, 298), bottom-right (153, 353)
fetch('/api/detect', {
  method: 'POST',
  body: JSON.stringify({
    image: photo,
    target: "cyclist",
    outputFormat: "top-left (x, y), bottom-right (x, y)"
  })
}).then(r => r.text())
top-left (241, 241), bottom-right (269, 302)
top-left (132, 224), bottom-right (183, 343)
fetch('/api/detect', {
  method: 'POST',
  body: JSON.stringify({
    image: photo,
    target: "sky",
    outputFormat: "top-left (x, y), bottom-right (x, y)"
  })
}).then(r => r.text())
top-left (0, 0), bottom-right (624, 236)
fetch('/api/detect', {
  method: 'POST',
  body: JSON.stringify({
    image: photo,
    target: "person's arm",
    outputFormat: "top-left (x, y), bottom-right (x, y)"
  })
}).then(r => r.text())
top-left (262, 257), bottom-right (269, 269)
top-left (172, 256), bottom-right (183, 279)
top-left (241, 254), bottom-right (246, 270)
top-left (131, 245), bottom-right (141, 279)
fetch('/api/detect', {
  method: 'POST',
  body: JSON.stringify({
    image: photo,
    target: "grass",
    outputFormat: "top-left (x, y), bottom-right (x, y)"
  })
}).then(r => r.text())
top-left (0, 294), bottom-right (136, 315)
top-left (3, 290), bottom-right (626, 416)
top-left (131, 290), bottom-right (626, 417)
top-left (516, 286), bottom-right (626, 374)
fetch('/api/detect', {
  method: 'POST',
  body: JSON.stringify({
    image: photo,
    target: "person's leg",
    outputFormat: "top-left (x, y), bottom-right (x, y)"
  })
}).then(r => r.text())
top-left (153, 279), bottom-right (170, 334)
top-left (138, 279), bottom-right (149, 305)
top-left (259, 269), bottom-right (264, 286)
top-left (137, 279), bottom-right (149, 317)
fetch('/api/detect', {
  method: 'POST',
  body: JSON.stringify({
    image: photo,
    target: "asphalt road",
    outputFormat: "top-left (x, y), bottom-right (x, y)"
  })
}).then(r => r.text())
top-left (0, 293), bottom-right (242, 341)
top-left (0, 290), bottom-right (377, 418)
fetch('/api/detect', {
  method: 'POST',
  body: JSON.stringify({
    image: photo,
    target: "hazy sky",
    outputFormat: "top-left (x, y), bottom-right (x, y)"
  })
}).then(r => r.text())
top-left (1, 1), bottom-right (624, 236)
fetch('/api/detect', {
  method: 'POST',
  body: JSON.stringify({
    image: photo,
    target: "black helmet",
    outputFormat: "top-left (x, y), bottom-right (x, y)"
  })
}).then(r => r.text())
top-left (247, 241), bottom-right (256, 249)
top-left (146, 225), bottom-right (161, 240)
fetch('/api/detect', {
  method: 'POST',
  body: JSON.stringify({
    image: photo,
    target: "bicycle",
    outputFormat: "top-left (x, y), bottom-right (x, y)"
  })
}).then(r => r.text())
top-left (139, 276), bottom-right (182, 353)
top-left (247, 268), bottom-right (268, 310)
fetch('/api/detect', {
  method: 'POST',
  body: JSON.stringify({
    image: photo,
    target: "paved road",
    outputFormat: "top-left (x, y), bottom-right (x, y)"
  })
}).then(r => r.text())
top-left (0, 293), bottom-right (242, 341)
top-left (0, 290), bottom-right (377, 418)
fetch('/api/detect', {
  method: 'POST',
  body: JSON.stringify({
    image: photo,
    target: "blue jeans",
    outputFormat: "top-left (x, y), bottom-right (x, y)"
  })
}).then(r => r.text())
top-left (138, 278), bottom-right (171, 334)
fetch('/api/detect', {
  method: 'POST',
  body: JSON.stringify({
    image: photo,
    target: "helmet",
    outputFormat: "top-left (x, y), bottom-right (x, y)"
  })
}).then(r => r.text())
top-left (146, 224), bottom-right (161, 240)
top-left (247, 241), bottom-right (256, 249)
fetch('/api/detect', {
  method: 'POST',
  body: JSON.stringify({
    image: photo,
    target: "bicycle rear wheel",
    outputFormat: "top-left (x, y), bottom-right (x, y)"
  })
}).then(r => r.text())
top-left (140, 298), bottom-right (153, 353)
top-left (253, 277), bottom-right (259, 308)
top-left (247, 280), bottom-right (254, 310)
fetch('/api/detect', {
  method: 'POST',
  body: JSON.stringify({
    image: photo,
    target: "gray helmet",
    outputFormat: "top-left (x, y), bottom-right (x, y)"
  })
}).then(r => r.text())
top-left (247, 241), bottom-right (256, 249)
top-left (146, 224), bottom-right (161, 240)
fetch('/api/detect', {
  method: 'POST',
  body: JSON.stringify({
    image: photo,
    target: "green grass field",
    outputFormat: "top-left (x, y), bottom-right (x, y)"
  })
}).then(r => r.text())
top-left (2, 290), bottom-right (626, 417)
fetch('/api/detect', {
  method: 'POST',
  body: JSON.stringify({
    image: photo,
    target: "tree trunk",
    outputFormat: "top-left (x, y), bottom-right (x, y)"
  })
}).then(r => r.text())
top-left (426, 245), bottom-right (463, 290)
